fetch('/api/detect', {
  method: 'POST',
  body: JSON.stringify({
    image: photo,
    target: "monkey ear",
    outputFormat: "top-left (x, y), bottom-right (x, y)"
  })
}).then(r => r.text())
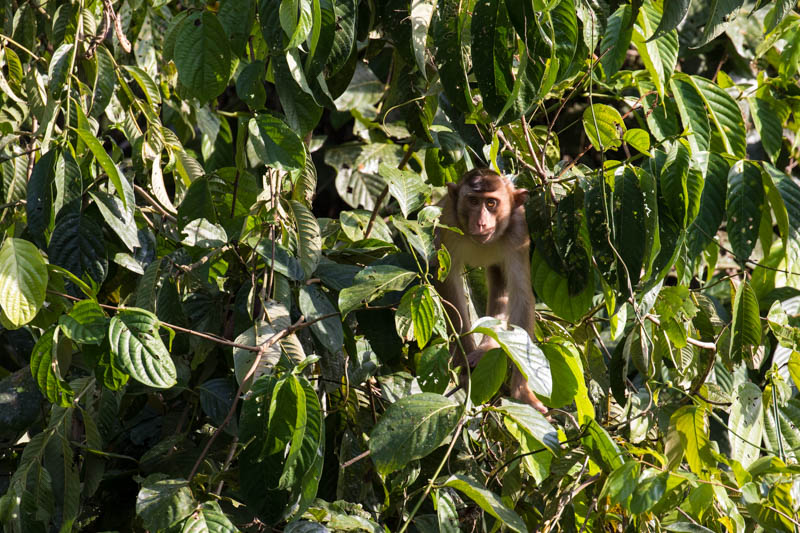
top-left (514, 189), bottom-right (529, 207)
top-left (447, 182), bottom-right (459, 203)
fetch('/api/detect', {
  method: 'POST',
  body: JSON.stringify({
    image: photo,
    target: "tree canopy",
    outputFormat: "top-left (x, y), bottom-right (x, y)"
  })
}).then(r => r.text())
top-left (3, 0), bottom-right (800, 531)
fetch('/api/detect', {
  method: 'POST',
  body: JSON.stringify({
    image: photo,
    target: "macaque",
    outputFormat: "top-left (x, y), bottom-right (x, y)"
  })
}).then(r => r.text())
top-left (435, 168), bottom-right (547, 414)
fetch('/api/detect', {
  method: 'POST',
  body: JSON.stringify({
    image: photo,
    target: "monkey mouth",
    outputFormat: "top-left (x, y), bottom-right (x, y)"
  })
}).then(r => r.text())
top-left (471, 232), bottom-right (495, 243)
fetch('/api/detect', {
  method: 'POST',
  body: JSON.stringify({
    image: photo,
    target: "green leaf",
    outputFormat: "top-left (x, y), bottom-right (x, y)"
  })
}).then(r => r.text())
top-left (690, 75), bottom-right (747, 158)
top-left (629, 470), bottom-right (667, 514)
top-left (410, 0), bottom-right (435, 76)
top-left (601, 461), bottom-right (639, 506)
top-left (648, 0), bottom-right (690, 41)
top-left (108, 308), bottom-right (178, 389)
top-left (471, 317), bottom-right (552, 397)
top-left (232, 321), bottom-right (281, 388)
top-left (369, 393), bottom-right (461, 476)
top-left (687, 153), bottom-right (729, 257)
top-left (298, 285), bottom-right (343, 354)
top-left (198, 377), bottom-right (238, 435)
top-left (418, 344), bottom-right (450, 395)
top-left (395, 285), bottom-right (436, 348)
top-left (0, 238), bottom-right (48, 327)
top-left (249, 113), bottom-right (306, 171)
top-left (660, 141), bottom-right (690, 226)
top-left (58, 300), bottom-right (107, 345)
top-left (668, 405), bottom-right (713, 474)
top-left (471, 0), bottom-right (516, 120)
top-left (381, 164), bottom-right (428, 217)
top-left (338, 265), bottom-right (416, 317)
top-left (582, 103), bottom-right (625, 151)
top-left (135, 474), bottom-right (195, 532)
top-left (599, 5), bottom-right (633, 78)
top-left (290, 200), bottom-right (322, 278)
top-left (582, 419), bottom-right (624, 471)
top-left (254, 240), bottom-right (305, 281)
top-left (181, 218), bottom-right (228, 248)
top-left (30, 326), bottom-right (74, 407)
top-left (696, 0), bottom-right (741, 48)
top-left (622, 128), bottom-right (650, 154)
top-left (75, 128), bottom-right (128, 210)
top-left (179, 500), bottom-right (240, 532)
top-left (731, 280), bottom-right (762, 361)
top-left (494, 399), bottom-right (559, 453)
top-left (539, 339), bottom-right (581, 408)
top-left (89, 190), bottom-right (140, 252)
top-left (749, 98), bottom-right (782, 164)
top-left (729, 382), bottom-right (764, 468)
top-left (442, 475), bottom-right (526, 533)
top-left (433, 0), bottom-right (473, 113)
top-left (173, 11), bottom-right (231, 102)
top-left (614, 166), bottom-right (646, 288)
top-left (470, 348), bottom-right (506, 404)
top-left (671, 74), bottom-right (711, 154)
top-left (25, 150), bottom-right (57, 246)
top-left (121, 65), bottom-right (162, 106)
top-left (236, 60), bottom-right (267, 109)
top-left (727, 161), bottom-right (765, 263)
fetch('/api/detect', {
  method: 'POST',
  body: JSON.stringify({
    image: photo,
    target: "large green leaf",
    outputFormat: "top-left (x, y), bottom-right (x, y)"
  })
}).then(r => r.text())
top-left (89, 190), bottom-right (140, 252)
top-left (249, 114), bottom-right (306, 171)
top-left (381, 164), bottom-right (428, 217)
top-left (471, 0), bottom-right (516, 120)
top-left (494, 399), bottom-right (559, 453)
top-left (30, 326), bottom-right (73, 407)
top-left (0, 238), bottom-right (48, 327)
top-left (614, 167), bottom-right (646, 289)
top-left (531, 248), bottom-right (594, 324)
top-left (173, 11), bottom-right (231, 102)
top-left (290, 201), bottom-right (322, 278)
top-left (696, 0), bottom-right (742, 48)
top-left (25, 150), bottom-right (57, 246)
top-left (687, 152), bottom-right (729, 257)
top-left (135, 474), bottom-right (195, 532)
top-left (471, 317), bottom-right (552, 397)
top-left (108, 308), bottom-right (178, 388)
top-left (690, 75), bottom-right (747, 158)
top-left (469, 348), bottom-right (506, 404)
top-left (395, 285), bottom-right (437, 348)
top-left (58, 300), bottom-right (107, 345)
top-left (232, 321), bottom-right (281, 388)
top-left (749, 97), bottom-right (783, 164)
top-left (599, 5), bottom-right (632, 77)
top-left (583, 103), bottom-right (625, 151)
top-left (666, 405), bottom-right (713, 474)
top-left (727, 161), bottom-right (765, 263)
top-left (649, 0), bottom-right (690, 41)
top-left (369, 393), bottom-right (461, 476)
top-left (670, 74), bottom-right (711, 154)
top-left (442, 475), bottom-right (526, 533)
top-left (338, 265), bottom-right (416, 316)
top-left (298, 286), bottom-right (343, 355)
top-left (75, 128), bottom-right (128, 210)
top-left (729, 382), bottom-right (764, 468)
top-left (731, 280), bottom-right (762, 361)
top-left (433, 0), bottom-right (473, 112)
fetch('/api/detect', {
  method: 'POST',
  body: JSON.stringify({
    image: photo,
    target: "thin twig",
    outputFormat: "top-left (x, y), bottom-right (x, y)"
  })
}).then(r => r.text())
top-left (644, 314), bottom-right (717, 351)
top-left (133, 184), bottom-right (177, 223)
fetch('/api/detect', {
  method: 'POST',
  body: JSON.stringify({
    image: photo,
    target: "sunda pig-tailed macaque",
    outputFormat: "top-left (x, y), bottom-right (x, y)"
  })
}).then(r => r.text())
top-left (436, 168), bottom-right (547, 414)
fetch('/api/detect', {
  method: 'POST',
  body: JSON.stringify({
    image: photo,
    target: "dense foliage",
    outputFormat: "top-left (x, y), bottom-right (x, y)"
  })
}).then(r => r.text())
top-left (3, 0), bottom-right (800, 530)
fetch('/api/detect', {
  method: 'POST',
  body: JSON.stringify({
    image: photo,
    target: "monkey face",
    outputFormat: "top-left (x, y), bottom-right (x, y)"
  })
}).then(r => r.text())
top-left (461, 193), bottom-right (509, 243)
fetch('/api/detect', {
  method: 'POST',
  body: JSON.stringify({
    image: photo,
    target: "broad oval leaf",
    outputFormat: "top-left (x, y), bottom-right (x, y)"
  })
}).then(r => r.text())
top-left (727, 161), bottom-right (765, 263)
top-left (471, 317), bottom-right (552, 397)
top-left (494, 399), bottom-right (560, 454)
top-left (108, 308), bottom-right (177, 389)
top-left (729, 382), bottom-right (764, 468)
top-left (691, 75), bottom-right (747, 158)
top-left (583, 103), bottom-right (625, 151)
top-left (298, 284), bottom-right (343, 354)
top-left (174, 12), bottom-right (232, 102)
top-left (470, 348), bottom-right (507, 404)
top-left (0, 238), bottom-right (48, 327)
top-left (136, 474), bottom-right (195, 532)
top-left (338, 265), bottom-right (416, 317)
top-left (749, 97), bottom-right (783, 164)
top-left (58, 299), bottom-right (107, 345)
top-left (48, 211), bottom-right (108, 289)
top-left (381, 164), bottom-right (428, 217)
top-left (671, 74), bottom-right (711, 154)
top-left (233, 320), bottom-right (281, 388)
top-left (395, 285), bottom-right (436, 349)
top-left (30, 326), bottom-right (74, 407)
top-left (249, 113), bottom-right (306, 171)
top-left (731, 280), bottom-right (762, 362)
top-left (531, 248), bottom-right (594, 323)
top-left (369, 392), bottom-right (461, 476)
top-left (471, 0), bottom-right (515, 120)
top-left (290, 200), bottom-right (322, 278)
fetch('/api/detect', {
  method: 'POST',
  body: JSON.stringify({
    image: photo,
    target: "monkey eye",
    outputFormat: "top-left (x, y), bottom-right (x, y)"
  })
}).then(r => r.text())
top-left (486, 199), bottom-right (497, 209)
top-left (468, 197), bottom-right (480, 206)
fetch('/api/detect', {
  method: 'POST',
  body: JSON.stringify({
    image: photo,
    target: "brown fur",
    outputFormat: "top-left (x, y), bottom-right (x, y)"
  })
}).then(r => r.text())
top-left (436, 169), bottom-right (546, 414)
